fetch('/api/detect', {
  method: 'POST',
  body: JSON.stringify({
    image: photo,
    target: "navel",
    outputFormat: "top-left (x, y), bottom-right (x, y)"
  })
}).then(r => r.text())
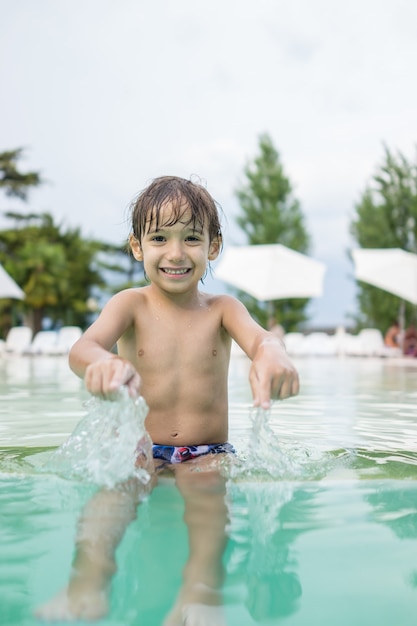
top-left (212, 349), bottom-right (217, 356)
top-left (138, 348), bottom-right (144, 357)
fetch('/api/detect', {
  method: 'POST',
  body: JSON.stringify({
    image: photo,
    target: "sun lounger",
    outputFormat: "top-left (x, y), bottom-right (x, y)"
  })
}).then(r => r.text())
top-left (297, 332), bottom-right (338, 357)
top-left (283, 332), bottom-right (305, 356)
top-left (4, 327), bottom-right (33, 355)
top-left (47, 326), bottom-right (82, 355)
top-left (342, 328), bottom-right (401, 357)
top-left (26, 330), bottom-right (59, 355)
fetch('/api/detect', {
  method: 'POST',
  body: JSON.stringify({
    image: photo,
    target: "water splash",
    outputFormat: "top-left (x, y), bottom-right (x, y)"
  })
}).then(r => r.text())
top-left (43, 388), bottom-right (152, 489)
top-left (230, 407), bottom-right (332, 481)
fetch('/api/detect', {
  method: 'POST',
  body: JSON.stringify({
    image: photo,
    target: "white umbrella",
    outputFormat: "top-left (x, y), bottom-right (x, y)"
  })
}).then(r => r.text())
top-left (0, 264), bottom-right (24, 300)
top-left (214, 244), bottom-right (326, 301)
top-left (352, 247), bottom-right (417, 344)
top-left (351, 248), bottom-right (417, 305)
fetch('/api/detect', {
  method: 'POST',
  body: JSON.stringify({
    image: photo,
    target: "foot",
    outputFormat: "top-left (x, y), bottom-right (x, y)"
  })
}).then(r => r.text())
top-left (181, 603), bottom-right (226, 625)
top-left (34, 578), bottom-right (109, 622)
top-left (163, 583), bottom-right (226, 626)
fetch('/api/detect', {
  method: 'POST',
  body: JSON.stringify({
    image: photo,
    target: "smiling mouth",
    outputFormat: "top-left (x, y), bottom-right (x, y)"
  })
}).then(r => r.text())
top-left (161, 268), bottom-right (190, 275)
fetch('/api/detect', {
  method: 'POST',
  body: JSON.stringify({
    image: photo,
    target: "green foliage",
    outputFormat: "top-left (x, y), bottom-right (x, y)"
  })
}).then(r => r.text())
top-left (350, 145), bottom-right (417, 332)
top-left (0, 149), bottom-right (139, 336)
top-left (0, 212), bottom-right (108, 333)
top-left (0, 149), bottom-right (42, 200)
top-left (234, 133), bottom-right (311, 330)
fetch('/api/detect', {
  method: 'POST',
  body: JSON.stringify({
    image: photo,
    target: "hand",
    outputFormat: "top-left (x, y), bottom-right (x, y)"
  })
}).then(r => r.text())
top-left (249, 341), bottom-right (299, 408)
top-left (84, 357), bottom-right (141, 399)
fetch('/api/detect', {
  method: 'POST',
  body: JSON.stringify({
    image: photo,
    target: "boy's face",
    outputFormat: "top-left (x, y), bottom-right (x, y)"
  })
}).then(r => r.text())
top-left (130, 201), bottom-right (220, 293)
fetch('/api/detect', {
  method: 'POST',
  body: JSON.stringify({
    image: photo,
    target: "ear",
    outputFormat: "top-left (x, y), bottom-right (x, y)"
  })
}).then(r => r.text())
top-left (208, 235), bottom-right (221, 261)
top-left (129, 234), bottom-right (143, 261)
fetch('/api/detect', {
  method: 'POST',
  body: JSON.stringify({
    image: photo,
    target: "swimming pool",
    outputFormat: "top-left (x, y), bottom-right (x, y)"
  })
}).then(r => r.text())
top-left (1, 354), bottom-right (417, 625)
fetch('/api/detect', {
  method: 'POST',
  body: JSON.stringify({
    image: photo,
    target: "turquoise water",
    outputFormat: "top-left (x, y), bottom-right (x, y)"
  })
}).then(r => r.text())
top-left (1, 355), bottom-right (417, 625)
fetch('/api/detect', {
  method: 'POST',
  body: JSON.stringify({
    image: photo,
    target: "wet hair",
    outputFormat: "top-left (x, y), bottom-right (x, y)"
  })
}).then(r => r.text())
top-left (129, 175), bottom-right (223, 245)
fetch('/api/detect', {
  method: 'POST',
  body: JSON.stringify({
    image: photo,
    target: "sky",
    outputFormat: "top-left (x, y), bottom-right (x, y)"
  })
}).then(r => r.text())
top-left (1, 0), bottom-right (417, 328)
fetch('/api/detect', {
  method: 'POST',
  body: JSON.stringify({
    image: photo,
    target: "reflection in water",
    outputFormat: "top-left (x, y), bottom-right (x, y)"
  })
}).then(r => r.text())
top-left (365, 482), bottom-right (417, 599)
top-left (2, 473), bottom-right (417, 625)
top-left (227, 482), bottom-right (318, 622)
top-left (366, 482), bottom-right (417, 540)
top-left (0, 355), bottom-right (86, 448)
top-left (0, 476), bottom-right (38, 626)
top-left (344, 449), bottom-right (417, 479)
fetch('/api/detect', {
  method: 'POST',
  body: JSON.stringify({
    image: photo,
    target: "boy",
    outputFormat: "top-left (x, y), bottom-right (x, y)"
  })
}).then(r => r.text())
top-left (37, 176), bottom-right (299, 624)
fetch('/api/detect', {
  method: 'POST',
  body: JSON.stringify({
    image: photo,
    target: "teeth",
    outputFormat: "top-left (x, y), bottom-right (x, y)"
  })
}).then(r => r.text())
top-left (163, 268), bottom-right (188, 275)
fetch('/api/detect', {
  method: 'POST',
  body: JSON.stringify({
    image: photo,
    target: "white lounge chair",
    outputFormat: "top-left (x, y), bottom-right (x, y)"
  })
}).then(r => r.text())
top-left (283, 332), bottom-right (305, 356)
top-left (356, 328), bottom-right (384, 356)
top-left (26, 330), bottom-right (59, 355)
top-left (4, 326), bottom-right (33, 355)
top-left (337, 332), bottom-right (363, 356)
top-left (48, 326), bottom-right (82, 355)
top-left (298, 332), bottom-right (337, 357)
top-left (358, 328), bottom-right (402, 357)
top-left (341, 328), bottom-right (401, 357)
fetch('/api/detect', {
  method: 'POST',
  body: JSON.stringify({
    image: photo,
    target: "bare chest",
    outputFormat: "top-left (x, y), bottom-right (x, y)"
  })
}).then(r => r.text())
top-left (119, 307), bottom-right (230, 373)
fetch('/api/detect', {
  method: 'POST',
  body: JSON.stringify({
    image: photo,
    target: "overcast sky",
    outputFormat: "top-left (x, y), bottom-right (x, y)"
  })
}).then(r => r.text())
top-left (2, 0), bottom-right (417, 327)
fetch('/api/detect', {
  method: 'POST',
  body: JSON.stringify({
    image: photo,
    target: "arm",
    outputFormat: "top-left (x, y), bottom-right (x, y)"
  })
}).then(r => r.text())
top-left (69, 290), bottom-right (141, 398)
top-left (221, 296), bottom-right (299, 408)
top-left (384, 327), bottom-right (398, 348)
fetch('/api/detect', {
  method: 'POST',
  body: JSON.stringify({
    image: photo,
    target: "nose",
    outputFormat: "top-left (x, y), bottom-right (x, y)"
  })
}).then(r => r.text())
top-left (166, 239), bottom-right (185, 262)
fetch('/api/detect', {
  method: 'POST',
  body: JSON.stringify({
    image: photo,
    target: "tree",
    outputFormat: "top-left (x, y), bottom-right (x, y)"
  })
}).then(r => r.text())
top-left (0, 148), bottom-right (42, 200)
top-left (234, 133), bottom-right (311, 330)
top-left (0, 149), bottom-right (138, 336)
top-left (350, 145), bottom-right (417, 332)
top-left (0, 212), bottom-right (111, 334)
top-left (0, 149), bottom-right (43, 336)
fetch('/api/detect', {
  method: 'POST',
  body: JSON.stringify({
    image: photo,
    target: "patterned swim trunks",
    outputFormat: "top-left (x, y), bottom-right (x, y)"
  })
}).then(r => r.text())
top-left (152, 442), bottom-right (235, 465)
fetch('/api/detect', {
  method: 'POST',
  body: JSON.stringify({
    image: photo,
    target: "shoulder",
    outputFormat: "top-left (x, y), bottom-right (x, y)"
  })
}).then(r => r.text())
top-left (205, 293), bottom-right (255, 327)
top-left (202, 292), bottom-right (247, 312)
top-left (105, 287), bottom-right (148, 305)
top-left (99, 287), bottom-right (150, 318)
top-left (82, 287), bottom-right (151, 343)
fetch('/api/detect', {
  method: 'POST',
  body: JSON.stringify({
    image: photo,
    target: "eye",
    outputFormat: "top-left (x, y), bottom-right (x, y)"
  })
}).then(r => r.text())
top-left (150, 235), bottom-right (166, 242)
top-left (185, 235), bottom-right (202, 243)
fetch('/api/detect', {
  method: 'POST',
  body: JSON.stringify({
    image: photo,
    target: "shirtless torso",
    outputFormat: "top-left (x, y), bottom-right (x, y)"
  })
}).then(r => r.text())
top-left (117, 288), bottom-right (231, 446)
